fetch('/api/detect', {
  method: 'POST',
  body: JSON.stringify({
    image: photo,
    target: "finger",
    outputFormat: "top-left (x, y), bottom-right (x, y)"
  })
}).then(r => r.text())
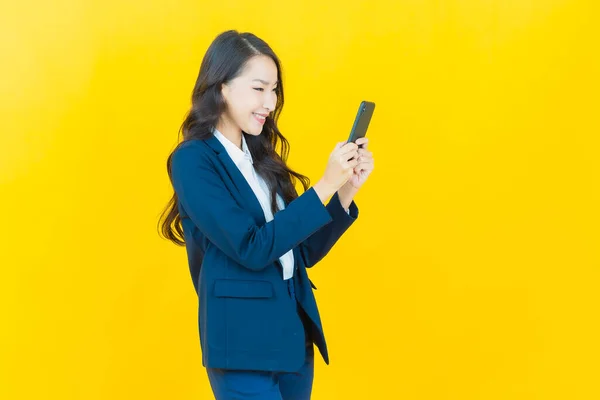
top-left (359, 155), bottom-right (371, 163)
top-left (357, 163), bottom-right (374, 174)
top-left (344, 144), bottom-right (358, 153)
top-left (355, 158), bottom-right (374, 171)
top-left (359, 155), bottom-right (373, 164)
top-left (340, 142), bottom-right (358, 154)
top-left (341, 150), bottom-right (358, 162)
top-left (354, 167), bottom-right (371, 178)
top-left (354, 161), bottom-right (366, 172)
top-left (341, 150), bottom-right (359, 163)
top-left (357, 149), bottom-right (373, 159)
top-left (334, 141), bottom-right (346, 151)
top-left (334, 141), bottom-right (350, 156)
top-left (359, 157), bottom-right (374, 167)
top-left (356, 137), bottom-right (369, 148)
top-left (346, 158), bottom-right (360, 169)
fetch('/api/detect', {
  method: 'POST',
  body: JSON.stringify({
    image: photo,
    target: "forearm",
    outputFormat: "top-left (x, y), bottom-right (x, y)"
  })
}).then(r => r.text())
top-left (299, 190), bottom-right (359, 268)
top-left (337, 182), bottom-right (359, 211)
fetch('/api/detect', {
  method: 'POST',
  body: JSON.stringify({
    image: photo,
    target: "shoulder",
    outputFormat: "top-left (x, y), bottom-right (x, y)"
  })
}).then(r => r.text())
top-left (173, 139), bottom-right (211, 158)
top-left (171, 139), bottom-right (215, 171)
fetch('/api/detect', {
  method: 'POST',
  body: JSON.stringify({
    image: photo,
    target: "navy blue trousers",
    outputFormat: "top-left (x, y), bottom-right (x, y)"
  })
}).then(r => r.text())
top-left (206, 276), bottom-right (315, 400)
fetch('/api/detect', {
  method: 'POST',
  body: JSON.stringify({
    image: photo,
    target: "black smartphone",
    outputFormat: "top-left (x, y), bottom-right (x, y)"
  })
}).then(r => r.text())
top-left (347, 100), bottom-right (375, 147)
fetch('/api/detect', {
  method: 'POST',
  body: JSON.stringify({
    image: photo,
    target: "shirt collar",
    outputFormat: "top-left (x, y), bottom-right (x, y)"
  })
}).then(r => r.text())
top-left (212, 128), bottom-right (253, 167)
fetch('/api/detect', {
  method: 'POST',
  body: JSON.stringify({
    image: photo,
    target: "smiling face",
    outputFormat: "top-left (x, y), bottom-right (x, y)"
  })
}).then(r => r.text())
top-left (218, 55), bottom-right (279, 139)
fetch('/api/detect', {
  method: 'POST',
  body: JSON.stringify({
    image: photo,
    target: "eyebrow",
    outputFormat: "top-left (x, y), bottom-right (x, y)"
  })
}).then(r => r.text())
top-left (252, 79), bottom-right (278, 86)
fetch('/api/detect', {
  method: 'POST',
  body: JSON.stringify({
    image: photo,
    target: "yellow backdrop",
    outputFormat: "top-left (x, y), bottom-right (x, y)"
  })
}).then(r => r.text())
top-left (2, 0), bottom-right (599, 398)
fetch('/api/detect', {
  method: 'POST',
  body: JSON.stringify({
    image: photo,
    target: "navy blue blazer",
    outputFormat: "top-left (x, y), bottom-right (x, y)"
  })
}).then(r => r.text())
top-left (170, 134), bottom-right (359, 372)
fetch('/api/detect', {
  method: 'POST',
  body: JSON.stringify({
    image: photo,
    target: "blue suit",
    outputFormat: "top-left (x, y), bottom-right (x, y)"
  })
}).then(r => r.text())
top-left (170, 135), bottom-right (359, 373)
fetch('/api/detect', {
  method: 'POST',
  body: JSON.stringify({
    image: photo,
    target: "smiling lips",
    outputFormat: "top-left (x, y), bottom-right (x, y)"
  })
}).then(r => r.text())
top-left (253, 113), bottom-right (267, 124)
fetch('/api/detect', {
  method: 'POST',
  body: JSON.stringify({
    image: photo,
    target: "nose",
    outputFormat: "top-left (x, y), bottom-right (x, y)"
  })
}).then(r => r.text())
top-left (263, 94), bottom-right (276, 112)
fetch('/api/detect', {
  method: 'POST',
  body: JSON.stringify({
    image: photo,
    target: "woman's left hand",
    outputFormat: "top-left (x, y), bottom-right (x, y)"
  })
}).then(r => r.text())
top-left (346, 138), bottom-right (374, 189)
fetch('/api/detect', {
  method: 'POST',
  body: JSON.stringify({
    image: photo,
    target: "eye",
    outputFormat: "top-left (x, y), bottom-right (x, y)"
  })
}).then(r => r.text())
top-left (253, 87), bottom-right (278, 92)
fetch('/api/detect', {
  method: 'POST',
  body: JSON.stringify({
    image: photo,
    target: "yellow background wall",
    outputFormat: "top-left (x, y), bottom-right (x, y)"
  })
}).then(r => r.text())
top-left (1, 0), bottom-right (599, 398)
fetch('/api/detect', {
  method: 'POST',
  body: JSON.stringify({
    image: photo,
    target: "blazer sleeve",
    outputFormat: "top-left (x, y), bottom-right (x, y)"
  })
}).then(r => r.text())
top-left (298, 191), bottom-right (359, 268)
top-left (170, 141), bottom-right (334, 271)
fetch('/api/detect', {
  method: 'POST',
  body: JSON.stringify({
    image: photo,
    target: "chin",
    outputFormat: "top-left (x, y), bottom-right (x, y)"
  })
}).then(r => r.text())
top-left (245, 126), bottom-right (264, 136)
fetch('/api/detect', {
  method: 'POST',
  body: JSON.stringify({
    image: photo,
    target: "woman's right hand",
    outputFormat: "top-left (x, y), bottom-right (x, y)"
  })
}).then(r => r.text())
top-left (313, 141), bottom-right (359, 202)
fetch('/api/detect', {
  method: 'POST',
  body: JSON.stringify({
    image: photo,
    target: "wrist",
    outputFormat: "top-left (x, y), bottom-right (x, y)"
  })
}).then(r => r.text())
top-left (337, 182), bottom-right (358, 209)
top-left (313, 179), bottom-right (338, 203)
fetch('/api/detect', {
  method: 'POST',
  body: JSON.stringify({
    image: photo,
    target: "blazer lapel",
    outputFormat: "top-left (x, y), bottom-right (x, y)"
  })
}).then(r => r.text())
top-left (204, 135), bottom-right (266, 226)
top-left (205, 135), bottom-right (303, 271)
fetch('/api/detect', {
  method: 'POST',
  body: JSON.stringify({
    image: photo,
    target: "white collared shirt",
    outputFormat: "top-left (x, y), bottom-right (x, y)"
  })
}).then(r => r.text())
top-left (212, 128), bottom-right (296, 280)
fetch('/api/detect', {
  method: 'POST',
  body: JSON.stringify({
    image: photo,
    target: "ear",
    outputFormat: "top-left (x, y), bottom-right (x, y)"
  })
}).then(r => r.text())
top-left (220, 82), bottom-right (230, 103)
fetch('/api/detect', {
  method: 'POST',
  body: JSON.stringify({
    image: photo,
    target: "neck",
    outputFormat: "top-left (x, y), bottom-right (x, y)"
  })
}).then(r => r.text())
top-left (215, 118), bottom-right (243, 150)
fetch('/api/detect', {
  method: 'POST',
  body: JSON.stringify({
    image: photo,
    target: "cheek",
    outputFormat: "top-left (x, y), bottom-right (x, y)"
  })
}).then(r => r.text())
top-left (234, 92), bottom-right (256, 114)
top-left (245, 89), bottom-right (264, 109)
top-left (229, 98), bottom-right (249, 119)
top-left (227, 89), bottom-right (262, 124)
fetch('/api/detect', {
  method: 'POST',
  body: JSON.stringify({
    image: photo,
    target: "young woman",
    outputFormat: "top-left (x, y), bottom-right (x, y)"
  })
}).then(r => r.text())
top-left (160, 30), bottom-right (374, 400)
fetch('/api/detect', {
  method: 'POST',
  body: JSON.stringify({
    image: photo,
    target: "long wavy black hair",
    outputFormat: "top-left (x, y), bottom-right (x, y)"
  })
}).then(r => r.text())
top-left (159, 30), bottom-right (310, 246)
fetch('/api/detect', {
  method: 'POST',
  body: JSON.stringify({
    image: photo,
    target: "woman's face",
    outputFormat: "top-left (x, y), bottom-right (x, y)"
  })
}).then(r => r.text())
top-left (220, 55), bottom-right (279, 137)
